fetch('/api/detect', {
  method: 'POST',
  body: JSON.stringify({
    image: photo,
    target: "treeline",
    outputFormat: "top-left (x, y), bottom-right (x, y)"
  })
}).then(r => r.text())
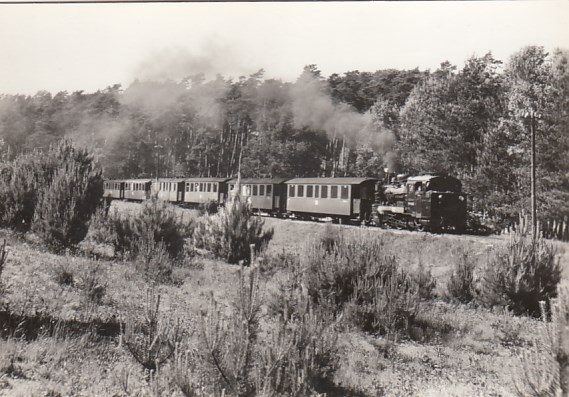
top-left (0, 46), bottom-right (568, 224)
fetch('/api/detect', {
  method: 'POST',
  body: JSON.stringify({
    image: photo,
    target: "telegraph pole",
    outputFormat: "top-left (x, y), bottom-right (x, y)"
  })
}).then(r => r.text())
top-left (529, 112), bottom-right (537, 237)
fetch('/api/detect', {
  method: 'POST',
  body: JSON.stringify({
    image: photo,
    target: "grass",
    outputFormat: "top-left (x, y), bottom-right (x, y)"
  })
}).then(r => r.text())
top-left (0, 201), bottom-right (568, 396)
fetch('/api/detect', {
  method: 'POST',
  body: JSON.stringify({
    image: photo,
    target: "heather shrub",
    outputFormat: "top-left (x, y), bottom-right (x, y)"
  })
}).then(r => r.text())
top-left (446, 248), bottom-right (477, 303)
top-left (111, 197), bottom-right (189, 260)
top-left (480, 229), bottom-right (561, 317)
top-left (194, 194), bottom-right (273, 265)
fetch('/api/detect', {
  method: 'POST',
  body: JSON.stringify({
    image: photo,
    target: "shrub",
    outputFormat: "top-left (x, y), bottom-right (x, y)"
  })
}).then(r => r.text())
top-left (111, 197), bottom-right (189, 260)
top-left (77, 261), bottom-right (107, 305)
top-left (0, 155), bottom-right (40, 231)
top-left (515, 284), bottom-right (569, 396)
top-left (194, 195), bottom-right (273, 265)
top-left (480, 229), bottom-right (561, 317)
top-left (135, 232), bottom-right (175, 285)
top-left (52, 259), bottom-right (75, 287)
top-left (123, 288), bottom-right (182, 373)
top-left (198, 200), bottom-right (219, 216)
top-left (85, 205), bottom-right (115, 247)
top-left (446, 248), bottom-right (477, 303)
top-left (31, 141), bottom-right (104, 251)
top-left (200, 264), bottom-right (338, 397)
top-left (274, 231), bottom-right (421, 338)
top-left (411, 260), bottom-right (437, 301)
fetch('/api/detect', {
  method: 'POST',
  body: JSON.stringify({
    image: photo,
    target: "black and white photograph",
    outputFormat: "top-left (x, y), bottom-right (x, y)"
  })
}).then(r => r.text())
top-left (0, 1), bottom-right (568, 396)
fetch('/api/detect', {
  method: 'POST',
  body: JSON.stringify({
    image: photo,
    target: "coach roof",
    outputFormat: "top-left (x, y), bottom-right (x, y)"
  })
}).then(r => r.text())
top-left (184, 177), bottom-right (232, 183)
top-left (285, 177), bottom-right (378, 185)
top-left (227, 178), bottom-right (290, 184)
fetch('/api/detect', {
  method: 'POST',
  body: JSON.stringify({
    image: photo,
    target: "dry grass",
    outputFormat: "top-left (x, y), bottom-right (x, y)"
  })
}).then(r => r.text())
top-left (0, 202), bottom-right (567, 396)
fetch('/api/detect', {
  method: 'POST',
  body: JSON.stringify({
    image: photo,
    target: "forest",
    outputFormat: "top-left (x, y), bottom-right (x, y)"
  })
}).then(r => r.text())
top-left (0, 45), bottom-right (567, 225)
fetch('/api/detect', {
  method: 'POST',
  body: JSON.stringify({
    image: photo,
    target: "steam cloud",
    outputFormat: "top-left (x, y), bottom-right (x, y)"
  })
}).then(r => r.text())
top-left (290, 71), bottom-right (398, 170)
top-left (133, 38), bottom-right (255, 82)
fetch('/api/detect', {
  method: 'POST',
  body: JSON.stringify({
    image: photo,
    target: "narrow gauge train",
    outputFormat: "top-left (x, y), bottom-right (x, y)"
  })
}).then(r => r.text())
top-left (104, 173), bottom-right (467, 231)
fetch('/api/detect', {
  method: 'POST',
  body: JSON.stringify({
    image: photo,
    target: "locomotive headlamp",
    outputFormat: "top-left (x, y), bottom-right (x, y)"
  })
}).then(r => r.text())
top-left (459, 195), bottom-right (465, 201)
top-left (438, 194), bottom-right (443, 199)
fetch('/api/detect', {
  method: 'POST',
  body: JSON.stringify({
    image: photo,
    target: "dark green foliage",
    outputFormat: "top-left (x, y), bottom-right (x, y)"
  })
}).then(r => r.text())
top-left (447, 249), bottom-right (477, 303)
top-left (111, 197), bottom-right (189, 260)
top-left (480, 229), bottom-right (561, 317)
top-left (194, 195), bottom-right (273, 265)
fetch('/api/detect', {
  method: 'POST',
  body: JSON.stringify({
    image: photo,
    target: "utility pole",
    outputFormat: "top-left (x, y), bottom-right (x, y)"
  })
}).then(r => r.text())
top-left (530, 112), bottom-right (537, 237)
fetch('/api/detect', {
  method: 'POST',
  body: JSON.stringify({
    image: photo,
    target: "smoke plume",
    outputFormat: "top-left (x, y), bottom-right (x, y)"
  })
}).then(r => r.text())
top-left (290, 71), bottom-right (397, 170)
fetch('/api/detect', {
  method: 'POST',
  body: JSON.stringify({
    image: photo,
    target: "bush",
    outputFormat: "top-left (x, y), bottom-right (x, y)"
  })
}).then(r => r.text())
top-left (480, 229), bottom-right (561, 317)
top-left (0, 155), bottom-right (41, 231)
top-left (515, 284), bottom-right (569, 396)
top-left (194, 195), bottom-right (273, 265)
top-left (272, 231), bottom-right (422, 338)
top-left (0, 140), bottom-right (103, 246)
top-left (446, 248), bottom-right (477, 303)
top-left (32, 152), bottom-right (103, 251)
top-left (198, 200), bottom-right (219, 216)
top-left (200, 264), bottom-right (338, 397)
top-left (123, 288), bottom-right (182, 373)
top-left (111, 197), bottom-right (189, 260)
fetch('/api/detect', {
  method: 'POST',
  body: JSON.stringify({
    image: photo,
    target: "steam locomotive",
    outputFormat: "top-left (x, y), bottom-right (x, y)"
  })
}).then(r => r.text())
top-left (104, 173), bottom-right (468, 232)
top-left (372, 173), bottom-right (467, 232)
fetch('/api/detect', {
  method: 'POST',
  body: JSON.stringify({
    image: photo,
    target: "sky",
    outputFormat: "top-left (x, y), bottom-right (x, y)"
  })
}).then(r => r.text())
top-left (0, 1), bottom-right (568, 95)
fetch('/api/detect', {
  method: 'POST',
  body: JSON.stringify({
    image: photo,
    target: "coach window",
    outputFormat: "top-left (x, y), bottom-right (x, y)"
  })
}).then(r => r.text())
top-left (259, 185), bottom-right (265, 196)
top-left (315, 185), bottom-right (320, 198)
top-left (253, 185), bottom-right (258, 196)
top-left (213, 183), bottom-right (217, 193)
top-left (266, 185), bottom-right (272, 196)
top-left (198, 183), bottom-right (203, 192)
top-left (331, 186), bottom-right (338, 199)
top-left (341, 185), bottom-right (349, 199)
top-left (321, 185), bottom-right (328, 199)
top-left (306, 185), bottom-right (313, 198)
top-left (289, 185), bottom-right (295, 197)
top-left (207, 183), bottom-right (212, 193)
top-left (298, 185), bottom-right (304, 197)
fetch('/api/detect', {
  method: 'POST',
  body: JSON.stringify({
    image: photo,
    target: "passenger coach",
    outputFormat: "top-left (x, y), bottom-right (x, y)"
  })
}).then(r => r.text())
top-left (285, 177), bottom-right (377, 223)
top-left (103, 180), bottom-right (124, 199)
top-left (124, 179), bottom-right (152, 201)
top-left (227, 178), bottom-right (288, 215)
top-left (183, 177), bottom-right (231, 206)
top-left (154, 178), bottom-right (185, 203)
